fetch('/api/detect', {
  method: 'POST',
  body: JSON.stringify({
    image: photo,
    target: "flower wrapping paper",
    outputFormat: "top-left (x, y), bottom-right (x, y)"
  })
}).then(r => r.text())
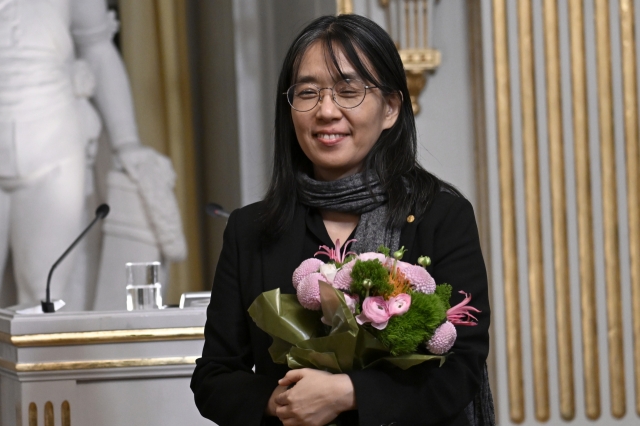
top-left (248, 281), bottom-right (446, 373)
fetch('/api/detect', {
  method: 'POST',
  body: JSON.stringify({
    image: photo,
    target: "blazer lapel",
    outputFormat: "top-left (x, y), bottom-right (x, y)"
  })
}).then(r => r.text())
top-left (261, 205), bottom-right (307, 294)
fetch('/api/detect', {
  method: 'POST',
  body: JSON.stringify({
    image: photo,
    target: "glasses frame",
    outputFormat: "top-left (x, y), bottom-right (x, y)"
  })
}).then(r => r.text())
top-left (283, 79), bottom-right (378, 112)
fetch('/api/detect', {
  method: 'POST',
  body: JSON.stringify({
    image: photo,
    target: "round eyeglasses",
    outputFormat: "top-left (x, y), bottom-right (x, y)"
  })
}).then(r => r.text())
top-left (284, 79), bottom-right (377, 112)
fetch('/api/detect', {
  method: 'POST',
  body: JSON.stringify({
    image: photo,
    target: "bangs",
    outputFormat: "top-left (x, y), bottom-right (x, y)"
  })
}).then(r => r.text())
top-left (290, 32), bottom-right (384, 90)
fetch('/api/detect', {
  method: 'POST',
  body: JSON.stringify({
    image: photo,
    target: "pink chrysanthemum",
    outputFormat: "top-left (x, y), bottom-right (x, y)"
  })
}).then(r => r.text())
top-left (333, 263), bottom-right (354, 291)
top-left (426, 321), bottom-right (456, 354)
top-left (332, 259), bottom-right (355, 290)
top-left (397, 264), bottom-right (436, 294)
top-left (296, 272), bottom-right (323, 310)
top-left (292, 258), bottom-right (324, 289)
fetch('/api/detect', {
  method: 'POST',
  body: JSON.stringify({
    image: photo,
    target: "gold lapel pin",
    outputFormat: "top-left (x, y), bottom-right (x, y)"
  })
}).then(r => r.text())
top-left (406, 215), bottom-right (415, 223)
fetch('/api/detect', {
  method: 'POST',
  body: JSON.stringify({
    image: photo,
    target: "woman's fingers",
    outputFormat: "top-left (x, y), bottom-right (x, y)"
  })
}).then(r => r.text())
top-left (265, 385), bottom-right (288, 416)
top-left (275, 389), bottom-right (290, 406)
top-left (274, 370), bottom-right (350, 426)
top-left (278, 368), bottom-right (307, 386)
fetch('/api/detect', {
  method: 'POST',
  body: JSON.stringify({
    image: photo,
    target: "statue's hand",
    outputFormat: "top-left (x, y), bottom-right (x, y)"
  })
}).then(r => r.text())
top-left (115, 145), bottom-right (187, 262)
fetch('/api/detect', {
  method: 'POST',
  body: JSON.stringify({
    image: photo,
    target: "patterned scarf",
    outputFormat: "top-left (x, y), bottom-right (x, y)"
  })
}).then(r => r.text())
top-left (296, 172), bottom-right (400, 253)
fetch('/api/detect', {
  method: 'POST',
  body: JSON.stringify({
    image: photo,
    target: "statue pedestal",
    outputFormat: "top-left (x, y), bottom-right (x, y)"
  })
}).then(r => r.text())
top-left (0, 307), bottom-right (213, 425)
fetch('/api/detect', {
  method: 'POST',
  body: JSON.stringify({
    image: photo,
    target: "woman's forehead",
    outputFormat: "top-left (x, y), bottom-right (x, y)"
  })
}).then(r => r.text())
top-left (293, 41), bottom-right (366, 83)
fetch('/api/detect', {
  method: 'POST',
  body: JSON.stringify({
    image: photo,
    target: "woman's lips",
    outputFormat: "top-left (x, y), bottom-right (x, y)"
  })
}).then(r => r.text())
top-left (314, 132), bottom-right (349, 146)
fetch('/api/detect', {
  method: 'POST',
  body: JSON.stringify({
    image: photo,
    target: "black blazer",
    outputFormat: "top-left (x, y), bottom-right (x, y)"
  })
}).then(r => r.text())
top-left (191, 191), bottom-right (491, 426)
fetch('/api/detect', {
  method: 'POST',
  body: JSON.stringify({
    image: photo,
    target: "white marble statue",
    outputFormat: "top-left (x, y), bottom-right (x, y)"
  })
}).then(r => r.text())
top-left (0, 0), bottom-right (186, 310)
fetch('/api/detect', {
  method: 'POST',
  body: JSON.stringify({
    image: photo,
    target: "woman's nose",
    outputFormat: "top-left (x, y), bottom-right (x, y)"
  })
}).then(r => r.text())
top-left (316, 89), bottom-right (341, 119)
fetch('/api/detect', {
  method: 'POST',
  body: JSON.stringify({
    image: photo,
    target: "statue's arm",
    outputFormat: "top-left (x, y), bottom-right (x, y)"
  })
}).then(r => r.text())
top-left (70, 0), bottom-right (140, 151)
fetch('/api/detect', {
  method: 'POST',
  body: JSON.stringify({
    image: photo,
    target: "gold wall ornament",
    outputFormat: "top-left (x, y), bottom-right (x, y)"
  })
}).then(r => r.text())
top-left (517, 0), bottom-right (549, 420)
top-left (492, 0), bottom-right (525, 422)
top-left (378, 0), bottom-right (441, 115)
top-left (336, 0), bottom-right (353, 15)
top-left (567, 0), bottom-right (601, 418)
top-left (542, 0), bottom-right (575, 419)
top-left (29, 402), bottom-right (37, 426)
top-left (0, 356), bottom-right (199, 373)
top-left (61, 401), bottom-right (70, 426)
top-left (619, 0), bottom-right (640, 416)
top-left (44, 402), bottom-right (54, 426)
top-left (594, 0), bottom-right (626, 418)
top-left (405, 70), bottom-right (426, 115)
top-left (0, 327), bottom-right (204, 347)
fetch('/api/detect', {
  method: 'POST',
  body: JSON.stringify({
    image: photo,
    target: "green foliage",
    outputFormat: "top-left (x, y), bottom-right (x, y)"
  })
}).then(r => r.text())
top-left (336, 254), bottom-right (356, 268)
top-left (376, 292), bottom-right (447, 356)
top-left (434, 284), bottom-right (452, 311)
top-left (377, 245), bottom-right (391, 257)
top-left (350, 260), bottom-right (394, 298)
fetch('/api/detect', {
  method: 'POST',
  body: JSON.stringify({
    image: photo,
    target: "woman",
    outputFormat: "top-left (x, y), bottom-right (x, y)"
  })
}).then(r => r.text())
top-left (192, 14), bottom-right (493, 426)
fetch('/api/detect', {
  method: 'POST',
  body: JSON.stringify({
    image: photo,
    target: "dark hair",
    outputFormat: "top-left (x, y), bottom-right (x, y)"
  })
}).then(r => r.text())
top-left (261, 14), bottom-right (459, 240)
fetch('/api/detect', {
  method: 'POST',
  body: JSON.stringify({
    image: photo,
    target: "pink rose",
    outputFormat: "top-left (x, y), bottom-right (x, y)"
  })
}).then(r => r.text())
top-left (324, 292), bottom-right (360, 325)
top-left (343, 293), bottom-right (359, 314)
top-left (387, 293), bottom-right (411, 316)
top-left (356, 296), bottom-right (391, 330)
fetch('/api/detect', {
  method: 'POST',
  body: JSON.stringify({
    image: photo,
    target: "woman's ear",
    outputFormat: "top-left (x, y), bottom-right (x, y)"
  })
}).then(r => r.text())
top-left (381, 91), bottom-right (402, 130)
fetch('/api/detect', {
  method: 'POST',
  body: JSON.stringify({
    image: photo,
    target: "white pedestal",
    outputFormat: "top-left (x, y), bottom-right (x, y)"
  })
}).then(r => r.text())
top-left (0, 307), bottom-right (213, 426)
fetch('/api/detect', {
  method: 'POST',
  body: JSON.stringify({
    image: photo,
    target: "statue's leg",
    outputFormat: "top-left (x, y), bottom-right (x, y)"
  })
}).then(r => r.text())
top-left (11, 155), bottom-right (85, 304)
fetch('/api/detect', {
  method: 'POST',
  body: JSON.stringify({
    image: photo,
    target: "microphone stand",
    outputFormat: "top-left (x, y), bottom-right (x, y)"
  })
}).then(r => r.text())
top-left (42, 204), bottom-right (110, 313)
top-left (205, 202), bottom-right (230, 219)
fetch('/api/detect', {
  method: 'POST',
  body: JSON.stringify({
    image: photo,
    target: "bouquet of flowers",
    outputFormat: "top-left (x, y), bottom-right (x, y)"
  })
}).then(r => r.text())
top-left (248, 240), bottom-right (479, 373)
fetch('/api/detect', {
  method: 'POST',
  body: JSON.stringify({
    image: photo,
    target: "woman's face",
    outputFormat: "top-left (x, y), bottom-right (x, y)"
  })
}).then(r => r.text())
top-left (291, 42), bottom-right (400, 181)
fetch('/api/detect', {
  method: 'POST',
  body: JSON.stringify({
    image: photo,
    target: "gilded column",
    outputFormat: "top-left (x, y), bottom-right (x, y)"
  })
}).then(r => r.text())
top-left (568, 0), bottom-right (601, 418)
top-left (518, 0), bottom-right (549, 421)
top-left (493, 0), bottom-right (525, 422)
top-left (543, 0), bottom-right (575, 419)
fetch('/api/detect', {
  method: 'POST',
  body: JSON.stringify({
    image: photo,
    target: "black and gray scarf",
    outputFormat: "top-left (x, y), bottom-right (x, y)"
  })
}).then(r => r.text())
top-left (296, 172), bottom-right (400, 253)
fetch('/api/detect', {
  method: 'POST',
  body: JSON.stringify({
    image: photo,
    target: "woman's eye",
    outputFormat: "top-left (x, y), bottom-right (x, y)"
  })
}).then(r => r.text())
top-left (337, 89), bottom-right (360, 98)
top-left (296, 90), bottom-right (318, 99)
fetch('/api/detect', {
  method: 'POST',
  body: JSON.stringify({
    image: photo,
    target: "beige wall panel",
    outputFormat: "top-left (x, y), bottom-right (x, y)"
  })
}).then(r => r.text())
top-left (120, 0), bottom-right (204, 301)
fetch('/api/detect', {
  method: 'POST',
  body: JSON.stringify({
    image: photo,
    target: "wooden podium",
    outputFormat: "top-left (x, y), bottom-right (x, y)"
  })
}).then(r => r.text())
top-left (0, 307), bottom-right (213, 426)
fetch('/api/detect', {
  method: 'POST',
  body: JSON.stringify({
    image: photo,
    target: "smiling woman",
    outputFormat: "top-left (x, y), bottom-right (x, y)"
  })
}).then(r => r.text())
top-left (191, 14), bottom-right (493, 426)
top-left (290, 42), bottom-right (400, 182)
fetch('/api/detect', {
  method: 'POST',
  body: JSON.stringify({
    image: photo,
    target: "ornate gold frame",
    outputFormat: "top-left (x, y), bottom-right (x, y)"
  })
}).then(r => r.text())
top-left (0, 327), bottom-right (204, 347)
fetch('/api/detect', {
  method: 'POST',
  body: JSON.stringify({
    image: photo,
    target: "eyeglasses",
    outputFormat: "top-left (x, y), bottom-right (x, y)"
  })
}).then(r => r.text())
top-left (284, 79), bottom-right (377, 112)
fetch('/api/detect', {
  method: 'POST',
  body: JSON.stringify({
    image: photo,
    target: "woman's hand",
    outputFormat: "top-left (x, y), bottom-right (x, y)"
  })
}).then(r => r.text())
top-left (274, 369), bottom-right (356, 426)
top-left (265, 385), bottom-right (289, 417)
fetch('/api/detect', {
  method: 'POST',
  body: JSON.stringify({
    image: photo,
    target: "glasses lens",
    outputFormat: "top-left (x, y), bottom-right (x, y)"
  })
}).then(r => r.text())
top-left (333, 79), bottom-right (367, 108)
top-left (287, 84), bottom-right (319, 111)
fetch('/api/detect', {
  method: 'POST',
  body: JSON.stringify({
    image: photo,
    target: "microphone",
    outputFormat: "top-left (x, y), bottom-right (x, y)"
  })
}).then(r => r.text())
top-left (41, 204), bottom-right (110, 313)
top-left (205, 202), bottom-right (230, 219)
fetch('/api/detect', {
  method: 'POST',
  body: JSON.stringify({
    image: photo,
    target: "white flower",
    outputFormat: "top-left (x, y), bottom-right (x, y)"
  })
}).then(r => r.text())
top-left (319, 263), bottom-right (337, 284)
